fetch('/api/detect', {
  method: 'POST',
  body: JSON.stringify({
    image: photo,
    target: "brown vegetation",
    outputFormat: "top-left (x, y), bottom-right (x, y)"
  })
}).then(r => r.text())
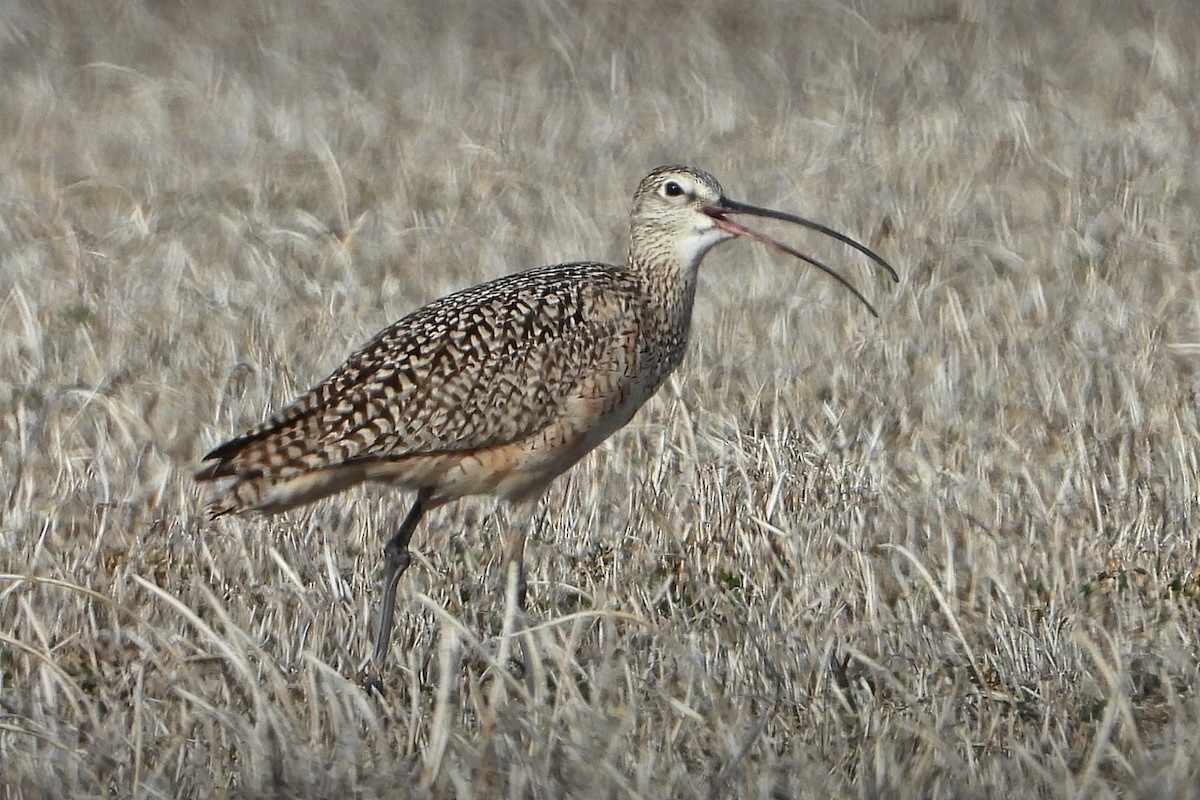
top-left (2, 1), bottom-right (1198, 796)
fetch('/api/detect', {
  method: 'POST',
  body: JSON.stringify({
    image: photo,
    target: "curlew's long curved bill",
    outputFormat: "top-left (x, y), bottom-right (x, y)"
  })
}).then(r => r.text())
top-left (705, 197), bottom-right (898, 319)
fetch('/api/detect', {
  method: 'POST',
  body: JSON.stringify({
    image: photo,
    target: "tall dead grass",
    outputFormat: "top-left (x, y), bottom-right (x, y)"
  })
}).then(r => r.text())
top-left (2, 0), bottom-right (1199, 796)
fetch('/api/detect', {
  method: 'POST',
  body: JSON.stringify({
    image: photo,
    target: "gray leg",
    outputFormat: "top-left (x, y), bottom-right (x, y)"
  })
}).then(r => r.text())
top-left (372, 491), bottom-right (430, 662)
top-left (502, 523), bottom-right (529, 610)
top-left (493, 503), bottom-right (548, 699)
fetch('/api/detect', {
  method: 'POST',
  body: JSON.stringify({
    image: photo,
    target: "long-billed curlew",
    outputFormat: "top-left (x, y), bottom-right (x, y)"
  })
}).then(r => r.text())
top-left (196, 165), bottom-right (898, 662)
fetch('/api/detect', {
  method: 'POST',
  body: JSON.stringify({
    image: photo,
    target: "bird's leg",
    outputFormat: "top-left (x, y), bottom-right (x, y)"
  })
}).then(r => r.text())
top-left (490, 507), bottom-right (536, 704)
top-left (502, 524), bottom-right (529, 611)
top-left (500, 500), bottom-right (540, 610)
top-left (372, 492), bottom-right (430, 662)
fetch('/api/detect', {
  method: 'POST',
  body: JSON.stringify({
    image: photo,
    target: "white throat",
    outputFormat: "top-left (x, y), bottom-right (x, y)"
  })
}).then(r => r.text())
top-left (675, 225), bottom-right (734, 271)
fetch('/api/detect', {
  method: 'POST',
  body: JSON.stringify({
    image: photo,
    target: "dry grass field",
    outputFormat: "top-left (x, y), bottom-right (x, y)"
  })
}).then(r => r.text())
top-left (3, 1), bottom-right (1199, 796)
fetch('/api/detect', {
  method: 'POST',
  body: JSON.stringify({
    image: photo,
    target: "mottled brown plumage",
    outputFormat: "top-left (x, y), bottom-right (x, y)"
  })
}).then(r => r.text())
top-left (196, 165), bottom-right (897, 663)
top-left (196, 263), bottom-right (660, 513)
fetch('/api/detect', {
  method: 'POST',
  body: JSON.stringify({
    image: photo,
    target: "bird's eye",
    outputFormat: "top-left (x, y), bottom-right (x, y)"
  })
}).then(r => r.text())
top-left (663, 180), bottom-right (685, 198)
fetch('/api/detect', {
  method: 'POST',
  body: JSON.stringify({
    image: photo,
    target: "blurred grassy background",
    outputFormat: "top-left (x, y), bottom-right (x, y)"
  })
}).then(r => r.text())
top-left (2, 0), bottom-right (1199, 796)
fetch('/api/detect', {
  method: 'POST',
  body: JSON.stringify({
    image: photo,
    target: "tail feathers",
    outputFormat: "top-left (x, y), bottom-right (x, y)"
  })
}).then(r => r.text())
top-left (196, 428), bottom-right (357, 518)
top-left (200, 474), bottom-right (268, 519)
top-left (200, 432), bottom-right (258, 470)
top-left (196, 398), bottom-right (381, 518)
top-left (196, 429), bottom-right (293, 519)
top-left (197, 420), bottom-right (321, 484)
top-left (202, 389), bottom-right (326, 465)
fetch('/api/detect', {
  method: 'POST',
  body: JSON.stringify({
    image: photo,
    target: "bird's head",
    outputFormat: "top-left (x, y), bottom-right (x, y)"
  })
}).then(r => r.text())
top-left (630, 165), bottom-right (731, 269)
top-left (630, 165), bottom-right (898, 317)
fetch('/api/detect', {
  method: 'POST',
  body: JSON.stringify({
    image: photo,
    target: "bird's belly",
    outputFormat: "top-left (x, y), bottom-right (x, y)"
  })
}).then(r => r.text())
top-left (360, 382), bottom-right (655, 504)
top-left (491, 383), bottom-right (653, 500)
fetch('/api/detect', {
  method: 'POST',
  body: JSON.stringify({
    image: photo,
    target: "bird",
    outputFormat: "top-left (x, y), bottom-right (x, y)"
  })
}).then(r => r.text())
top-left (195, 165), bottom-right (898, 663)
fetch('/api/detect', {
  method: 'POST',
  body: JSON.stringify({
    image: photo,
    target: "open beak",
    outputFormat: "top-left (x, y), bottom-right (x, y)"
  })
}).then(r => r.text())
top-left (703, 198), bottom-right (898, 318)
